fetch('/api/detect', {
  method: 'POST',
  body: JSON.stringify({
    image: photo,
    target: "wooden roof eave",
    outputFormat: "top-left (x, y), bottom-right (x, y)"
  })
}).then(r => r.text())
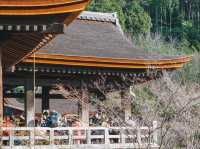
top-left (22, 54), bottom-right (192, 69)
top-left (0, 0), bottom-right (87, 7)
top-left (27, 54), bottom-right (192, 65)
top-left (0, 0), bottom-right (91, 16)
top-left (1, 33), bottom-right (54, 68)
top-left (0, 0), bottom-right (91, 68)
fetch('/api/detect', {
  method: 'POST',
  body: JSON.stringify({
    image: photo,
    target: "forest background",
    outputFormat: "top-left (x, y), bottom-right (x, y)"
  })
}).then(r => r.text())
top-left (87, 0), bottom-right (200, 84)
top-left (88, 0), bottom-right (200, 52)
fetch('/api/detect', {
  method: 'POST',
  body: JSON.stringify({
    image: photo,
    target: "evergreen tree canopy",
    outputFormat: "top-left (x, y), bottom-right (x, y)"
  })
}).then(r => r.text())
top-left (87, 0), bottom-right (151, 35)
top-left (123, 0), bottom-right (151, 35)
top-left (87, 0), bottom-right (200, 51)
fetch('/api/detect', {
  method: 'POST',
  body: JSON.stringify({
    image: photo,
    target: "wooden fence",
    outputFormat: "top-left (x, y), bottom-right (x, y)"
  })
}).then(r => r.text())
top-left (1, 121), bottom-right (159, 149)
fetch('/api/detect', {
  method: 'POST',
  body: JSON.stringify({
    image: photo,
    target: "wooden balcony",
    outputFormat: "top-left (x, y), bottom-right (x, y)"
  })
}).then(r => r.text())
top-left (1, 122), bottom-right (159, 149)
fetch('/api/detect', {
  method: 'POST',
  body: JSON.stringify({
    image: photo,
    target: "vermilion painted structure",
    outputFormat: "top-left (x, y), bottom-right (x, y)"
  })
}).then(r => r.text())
top-left (0, 0), bottom-right (91, 125)
top-left (0, 0), bottom-right (91, 67)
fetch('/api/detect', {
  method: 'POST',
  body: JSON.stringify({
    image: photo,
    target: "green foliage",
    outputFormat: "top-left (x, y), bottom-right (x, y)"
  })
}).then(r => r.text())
top-left (87, 0), bottom-right (200, 52)
top-left (123, 0), bottom-right (151, 35)
top-left (87, 0), bottom-right (151, 35)
top-left (141, 0), bottom-right (200, 51)
top-left (181, 21), bottom-right (200, 51)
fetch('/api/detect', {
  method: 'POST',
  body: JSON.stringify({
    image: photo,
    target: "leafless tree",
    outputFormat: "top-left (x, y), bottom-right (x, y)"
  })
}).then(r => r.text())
top-left (131, 72), bottom-right (200, 149)
top-left (55, 71), bottom-right (200, 148)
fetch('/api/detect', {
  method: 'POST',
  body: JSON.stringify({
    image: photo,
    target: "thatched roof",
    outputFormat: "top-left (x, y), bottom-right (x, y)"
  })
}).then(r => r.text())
top-left (23, 11), bottom-right (191, 69)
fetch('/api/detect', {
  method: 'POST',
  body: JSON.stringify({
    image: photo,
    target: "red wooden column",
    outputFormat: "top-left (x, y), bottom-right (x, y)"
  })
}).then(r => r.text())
top-left (0, 49), bottom-right (3, 126)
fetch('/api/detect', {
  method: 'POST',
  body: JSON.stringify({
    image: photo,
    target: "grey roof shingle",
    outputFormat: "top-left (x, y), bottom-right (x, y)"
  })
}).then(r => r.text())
top-left (77, 11), bottom-right (118, 23)
top-left (38, 11), bottom-right (168, 60)
top-left (35, 11), bottom-right (186, 61)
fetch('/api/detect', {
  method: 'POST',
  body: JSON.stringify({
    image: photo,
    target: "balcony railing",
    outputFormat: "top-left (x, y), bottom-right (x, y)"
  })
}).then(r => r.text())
top-left (1, 121), bottom-right (159, 149)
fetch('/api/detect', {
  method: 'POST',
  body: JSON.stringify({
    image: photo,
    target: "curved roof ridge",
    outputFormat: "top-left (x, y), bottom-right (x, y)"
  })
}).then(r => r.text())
top-left (78, 11), bottom-right (118, 24)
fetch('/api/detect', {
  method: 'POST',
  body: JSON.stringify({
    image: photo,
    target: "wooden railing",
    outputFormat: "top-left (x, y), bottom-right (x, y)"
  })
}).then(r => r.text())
top-left (1, 121), bottom-right (159, 149)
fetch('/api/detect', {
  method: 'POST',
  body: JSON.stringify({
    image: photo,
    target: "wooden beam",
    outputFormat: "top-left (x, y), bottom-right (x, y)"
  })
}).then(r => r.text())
top-left (0, 24), bottom-right (64, 34)
top-left (28, 34), bottom-right (44, 43)
top-left (12, 35), bottom-right (40, 46)
top-left (4, 93), bottom-right (67, 100)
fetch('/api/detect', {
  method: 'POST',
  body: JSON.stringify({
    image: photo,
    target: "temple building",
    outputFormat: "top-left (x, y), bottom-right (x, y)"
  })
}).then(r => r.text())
top-left (0, 1), bottom-right (192, 148)
top-left (3, 11), bottom-right (191, 127)
top-left (0, 0), bottom-right (91, 126)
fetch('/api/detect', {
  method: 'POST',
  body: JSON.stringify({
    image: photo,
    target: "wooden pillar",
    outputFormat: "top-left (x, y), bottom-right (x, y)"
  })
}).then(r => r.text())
top-left (81, 100), bottom-right (89, 126)
top-left (124, 103), bottom-right (132, 122)
top-left (77, 102), bottom-right (81, 119)
top-left (25, 79), bottom-right (35, 127)
top-left (81, 89), bottom-right (89, 127)
top-left (0, 50), bottom-right (3, 126)
top-left (42, 86), bottom-right (50, 112)
top-left (121, 89), bottom-right (132, 122)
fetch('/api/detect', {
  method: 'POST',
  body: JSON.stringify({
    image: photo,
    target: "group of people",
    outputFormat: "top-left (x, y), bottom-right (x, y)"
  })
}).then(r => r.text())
top-left (35, 110), bottom-right (81, 128)
top-left (3, 110), bottom-right (81, 128)
top-left (89, 109), bottom-right (119, 127)
top-left (3, 108), bottom-right (121, 128)
top-left (35, 110), bottom-right (59, 127)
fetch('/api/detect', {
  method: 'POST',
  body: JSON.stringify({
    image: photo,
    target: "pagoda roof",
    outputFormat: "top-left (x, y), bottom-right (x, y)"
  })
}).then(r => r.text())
top-left (23, 11), bottom-right (191, 69)
top-left (0, 0), bottom-right (91, 68)
top-left (0, 0), bottom-right (90, 16)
